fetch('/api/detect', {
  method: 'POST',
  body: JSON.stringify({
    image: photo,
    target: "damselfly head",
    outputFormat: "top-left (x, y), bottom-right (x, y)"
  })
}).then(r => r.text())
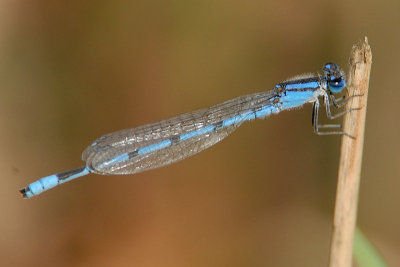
top-left (323, 62), bottom-right (346, 94)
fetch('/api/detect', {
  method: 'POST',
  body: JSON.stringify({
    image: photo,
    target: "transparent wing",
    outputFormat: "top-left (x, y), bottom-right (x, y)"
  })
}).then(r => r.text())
top-left (82, 90), bottom-right (277, 175)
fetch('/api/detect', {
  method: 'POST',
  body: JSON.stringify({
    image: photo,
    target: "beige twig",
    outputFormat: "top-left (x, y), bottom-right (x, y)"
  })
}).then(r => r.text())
top-left (328, 37), bottom-right (372, 267)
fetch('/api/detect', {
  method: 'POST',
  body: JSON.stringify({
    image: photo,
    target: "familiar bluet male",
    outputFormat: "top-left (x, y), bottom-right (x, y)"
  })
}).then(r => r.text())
top-left (20, 62), bottom-right (356, 198)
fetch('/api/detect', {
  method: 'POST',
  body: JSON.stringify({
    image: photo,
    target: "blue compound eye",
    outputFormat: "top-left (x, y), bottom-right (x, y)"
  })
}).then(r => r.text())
top-left (328, 76), bottom-right (346, 93)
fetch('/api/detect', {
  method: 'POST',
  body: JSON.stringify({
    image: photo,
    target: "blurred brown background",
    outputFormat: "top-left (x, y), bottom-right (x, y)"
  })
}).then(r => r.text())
top-left (1, 0), bottom-right (399, 266)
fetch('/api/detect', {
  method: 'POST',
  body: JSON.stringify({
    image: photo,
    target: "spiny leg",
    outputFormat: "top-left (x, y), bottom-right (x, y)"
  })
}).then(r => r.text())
top-left (329, 93), bottom-right (364, 108)
top-left (324, 94), bottom-right (362, 120)
top-left (312, 100), bottom-right (354, 138)
top-left (312, 101), bottom-right (341, 129)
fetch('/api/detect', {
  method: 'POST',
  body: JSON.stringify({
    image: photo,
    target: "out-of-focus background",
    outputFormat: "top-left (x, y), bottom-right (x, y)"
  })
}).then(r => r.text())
top-left (1, 1), bottom-right (399, 266)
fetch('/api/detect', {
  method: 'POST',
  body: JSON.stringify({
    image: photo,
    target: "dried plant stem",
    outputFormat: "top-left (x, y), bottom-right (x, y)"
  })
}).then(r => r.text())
top-left (328, 37), bottom-right (372, 267)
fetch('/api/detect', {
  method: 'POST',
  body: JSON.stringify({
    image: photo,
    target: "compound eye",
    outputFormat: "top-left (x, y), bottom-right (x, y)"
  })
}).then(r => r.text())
top-left (328, 77), bottom-right (346, 93)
